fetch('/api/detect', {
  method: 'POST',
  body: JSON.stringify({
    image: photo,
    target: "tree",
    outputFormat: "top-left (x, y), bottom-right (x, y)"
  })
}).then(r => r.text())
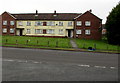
top-left (105, 2), bottom-right (120, 45)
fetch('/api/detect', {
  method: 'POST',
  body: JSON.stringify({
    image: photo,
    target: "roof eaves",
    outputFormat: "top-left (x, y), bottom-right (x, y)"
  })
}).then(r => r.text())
top-left (74, 14), bottom-right (82, 20)
top-left (6, 12), bottom-right (17, 19)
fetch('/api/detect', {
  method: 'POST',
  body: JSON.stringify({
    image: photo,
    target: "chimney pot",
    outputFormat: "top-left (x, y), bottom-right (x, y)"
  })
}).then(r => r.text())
top-left (89, 9), bottom-right (92, 12)
top-left (54, 10), bottom-right (56, 14)
top-left (36, 10), bottom-right (38, 14)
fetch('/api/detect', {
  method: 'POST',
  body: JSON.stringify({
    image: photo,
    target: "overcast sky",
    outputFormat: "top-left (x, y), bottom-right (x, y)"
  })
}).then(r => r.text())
top-left (0, 0), bottom-right (119, 23)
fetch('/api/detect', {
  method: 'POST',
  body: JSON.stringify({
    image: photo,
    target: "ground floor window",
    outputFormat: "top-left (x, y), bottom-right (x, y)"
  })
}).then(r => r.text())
top-left (47, 29), bottom-right (54, 34)
top-left (85, 29), bottom-right (91, 35)
top-left (26, 29), bottom-right (31, 34)
top-left (3, 28), bottom-right (7, 33)
top-left (59, 29), bottom-right (63, 34)
top-left (35, 29), bottom-right (43, 34)
top-left (76, 30), bottom-right (82, 34)
top-left (10, 28), bottom-right (14, 33)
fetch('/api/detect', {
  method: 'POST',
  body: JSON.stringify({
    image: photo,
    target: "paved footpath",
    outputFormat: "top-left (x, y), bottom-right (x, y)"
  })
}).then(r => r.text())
top-left (70, 39), bottom-right (78, 49)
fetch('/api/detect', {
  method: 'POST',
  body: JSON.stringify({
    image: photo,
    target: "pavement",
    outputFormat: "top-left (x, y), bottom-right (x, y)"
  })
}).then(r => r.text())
top-left (2, 47), bottom-right (119, 81)
top-left (70, 39), bottom-right (78, 49)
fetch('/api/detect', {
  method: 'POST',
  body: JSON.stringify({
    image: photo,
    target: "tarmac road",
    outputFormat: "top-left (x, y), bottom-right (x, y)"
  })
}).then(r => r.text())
top-left (2, 47), bottom-right (119, 81)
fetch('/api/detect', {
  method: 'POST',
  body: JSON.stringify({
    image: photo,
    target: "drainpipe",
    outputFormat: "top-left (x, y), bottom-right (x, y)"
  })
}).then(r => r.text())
top-left (74, 19), bottom-right (77, 38)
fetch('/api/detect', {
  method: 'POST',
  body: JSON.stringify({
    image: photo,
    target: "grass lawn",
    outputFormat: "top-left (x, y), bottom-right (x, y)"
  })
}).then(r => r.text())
top-left (1, 35), bottom-right (120, 52)
top-left (2, 36), bottom-right (71, 48)
top-left (75, 39), bottom-right (120, 51)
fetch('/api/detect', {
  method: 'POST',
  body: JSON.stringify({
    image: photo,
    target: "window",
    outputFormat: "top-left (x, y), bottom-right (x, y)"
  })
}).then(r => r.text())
top-left (59, 29), bottom-right (63, 34)
top-left (10, 21), bottom-right (14, 25)
top-left (3, 21), bottom-right (7, 25)
top-left (35, 21), bottom-right (43, 26)
top-left (2, 28), bottom-right (7, 33)
top-left (35, 29), bottom-right (43, 34)
top-left (27, 21), bottom-right (31, 26)
top-left (47, 21), bottom-right (55, 26)
top-left (18, 21), bottom-right (23, 26)
top-left (59, 22), bottom-right (63, 26)
top-left (26, 29), bottom-right (31, 34)
top-left (77, 21), bottom-right (82, 26)
top-left (85, 21), bottom-right (91, 26)
top-left (10, 28), bottom-right (14, 33)
top-left (47, 29), bottom-right (54, 34)
top-left (68, 21), bottom-right (72, 26)
top-left (85, 30), bottom-right (91, 35)
top-left (76, 30), bottom-right (82, 34)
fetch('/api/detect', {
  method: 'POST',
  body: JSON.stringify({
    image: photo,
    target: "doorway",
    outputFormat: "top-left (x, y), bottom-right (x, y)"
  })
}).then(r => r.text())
top-left (68, 30), bottom-right (71, 37)
top-left (19, 29), bottom-right (23, 36)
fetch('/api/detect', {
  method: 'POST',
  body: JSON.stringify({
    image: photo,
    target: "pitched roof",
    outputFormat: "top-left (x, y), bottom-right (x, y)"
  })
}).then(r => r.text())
top-left (11, 13), bottom-right (82, 21)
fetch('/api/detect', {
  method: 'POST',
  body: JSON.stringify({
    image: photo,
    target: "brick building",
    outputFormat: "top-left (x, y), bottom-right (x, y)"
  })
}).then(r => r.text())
top-left (1, 10), bottom-right (102, 40)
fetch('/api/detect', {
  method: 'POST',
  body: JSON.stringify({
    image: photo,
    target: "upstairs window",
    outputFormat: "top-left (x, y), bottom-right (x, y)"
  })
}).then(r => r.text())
top-left (76, 30), bottom-right (82, 34)
top-left (35, 21), bottom-right (43, 26)
top-left (85, 29), bottom-right (91, 35)
top-left (47, 29), bottom-right (54, 34)
top-left (47, 21), bottom-right (55, 26)
top-left (77, 21), bottom-right (82, 26)
top-left (2, 28), bottom-right (7, 33)
top-left (85, 21), bottom-right (91, 26)
top-left (10, 28), bottom-right (14, 33)
top-left (59, 22), bottom-right (63, 26)
top-left (27, 21), bottom-right (31, 26)
top-left (18, 21), bottom-right (23, 26)
top-left (3, 21), bottom-right (7, 25)
top-left (68, 21), bottom-right (73, 26)
top-left (10, 21), bottom-right (14, 25)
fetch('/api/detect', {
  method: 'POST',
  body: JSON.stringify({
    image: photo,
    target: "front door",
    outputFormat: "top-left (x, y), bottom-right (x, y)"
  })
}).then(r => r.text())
top-left (68, 30), bottom-right (71, 38)
top-left (19, 29), bottom-right (23, 36)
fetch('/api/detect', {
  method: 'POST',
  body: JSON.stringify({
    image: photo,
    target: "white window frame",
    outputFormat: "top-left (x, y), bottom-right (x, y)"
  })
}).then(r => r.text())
top-left (27, 21), bottom-right (31, 26)
top-left (35, 21), bottom-right (43, 26)
top-left (10, 28), bottom-right (14, 33)
top-left (35, 29), bottom-right (43, 34)
top-left (85, 21), bottom-right (91, 26)
top-left (85, 29), bottom-right (91, 35)
top-left (59, 22), bottom-right (63, 26)
top-left (18, 21), bottom-right (23, 26)
top-left (59, 29), bottom-right (64, 34)
top-left (68, 21), bottom-right (73, 26)
top-left (77, 21), bottom-right (82, 26)
top-left (10, 21), bottom-right (14, 25)
top-left (76, 30), bottom-right (82, 34)
top-left (26, 29), bottom-right (31, 34)
top-left (47, 29), bottom-right (54, 34)
top-left (2, 28), bottom-right (7, 33)
top-left (3, 21), bottom-right (7, 25)
top-left (47, 21), bottom-right (55, 26)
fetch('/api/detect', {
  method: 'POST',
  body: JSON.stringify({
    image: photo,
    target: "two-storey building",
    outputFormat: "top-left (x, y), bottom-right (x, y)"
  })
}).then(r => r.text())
top-left (1, 10), bottom-right (102, 40)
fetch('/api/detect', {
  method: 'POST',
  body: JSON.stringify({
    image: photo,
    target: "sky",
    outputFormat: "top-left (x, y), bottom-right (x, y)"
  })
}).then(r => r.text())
top-left (0, 0), bottom-right (119, 24)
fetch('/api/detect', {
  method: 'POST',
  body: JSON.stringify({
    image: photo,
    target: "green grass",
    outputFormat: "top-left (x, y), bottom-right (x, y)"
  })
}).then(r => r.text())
top-left (1, 35), bottom-right (120, 52)
top-left (75, 39), bottom-right (120, 51)
top-left (2, 36), bottom-right (71, 48)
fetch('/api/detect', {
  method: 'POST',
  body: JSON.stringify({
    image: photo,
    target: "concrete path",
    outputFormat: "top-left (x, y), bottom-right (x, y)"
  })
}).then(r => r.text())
top-left (70, 39), bottom-right (78, 49)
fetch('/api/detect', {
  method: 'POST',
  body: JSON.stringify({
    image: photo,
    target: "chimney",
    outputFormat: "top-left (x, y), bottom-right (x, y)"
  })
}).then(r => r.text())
top-left (36, 10), bottom-right (38, 15)
top-left (53, 10), bottom-right (57, 17)
top-left (89, 9), bottom-right (92, 12)
top-left (54, 10), bottom-right (56, 14)
top-left (35, 10), bottom-right (38, 17)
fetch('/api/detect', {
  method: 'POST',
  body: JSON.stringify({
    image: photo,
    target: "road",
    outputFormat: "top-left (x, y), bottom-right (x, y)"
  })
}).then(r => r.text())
top-left (2, 47), bottom-right (118, 81)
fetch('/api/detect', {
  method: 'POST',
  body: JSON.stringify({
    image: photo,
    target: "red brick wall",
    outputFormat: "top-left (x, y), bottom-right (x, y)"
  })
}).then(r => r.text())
top-left (75, 11), bottom-right (102, 40)
top-left (2, 12), bottom-right (16, 36)
top-left (0, 15), bottom-right (2, 35)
